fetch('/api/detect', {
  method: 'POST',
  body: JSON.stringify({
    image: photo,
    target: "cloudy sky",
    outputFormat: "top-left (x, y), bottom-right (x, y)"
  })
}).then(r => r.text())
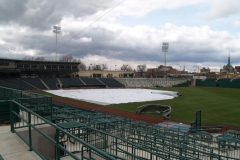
top-left (1, 0), bottom-right (240, 72)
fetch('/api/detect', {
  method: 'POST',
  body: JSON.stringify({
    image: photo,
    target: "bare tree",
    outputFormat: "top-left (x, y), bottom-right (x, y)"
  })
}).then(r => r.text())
top-left (89, 63), bottom-right (107, 70)
top-left (78, 62), bottom-right (87, 70)
top-left (121, 64), bottom-right (133, 71)
top-left (121, 64), bottom-right (128, 71)
top-left (59, 54), bottom-right (74, 62)
top-left (23, 56), bottom-right (34, 61)
top-left (93, 64), bottom-right (101, 70)
top-left (72, 59), bottom-right (77, 62)
top-left (89, 63), bottom-right (96, 70)
top-left (127, 66), bottom-right (133, 71)
top-left (35, 57), bottom-right (45, 61)
top-left (137, 64), bottom-right (147, 77)
top-left (102, 64), bottom-right (108, 70)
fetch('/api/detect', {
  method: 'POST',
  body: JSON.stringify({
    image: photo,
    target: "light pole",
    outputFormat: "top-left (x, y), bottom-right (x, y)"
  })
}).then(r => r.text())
top-left (162, 42), bottom-right (169, 78)
top-left (180, 66), bottom-right (181, 76)
top-left (115, 65), bottom-right (117, 77)
top-left (53, 26), bottom-right (61, 61)
top-left (90, 64), bottom-right (92, 78)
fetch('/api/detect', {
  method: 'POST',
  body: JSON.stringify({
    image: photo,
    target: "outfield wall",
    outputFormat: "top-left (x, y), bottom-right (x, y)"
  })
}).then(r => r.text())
top-left (196, 79), bottom-right (240, 88)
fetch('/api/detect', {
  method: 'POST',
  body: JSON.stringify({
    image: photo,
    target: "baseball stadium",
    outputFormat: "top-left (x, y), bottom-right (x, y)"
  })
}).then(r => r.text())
top-left (0, 58), bottom-right (240, 160)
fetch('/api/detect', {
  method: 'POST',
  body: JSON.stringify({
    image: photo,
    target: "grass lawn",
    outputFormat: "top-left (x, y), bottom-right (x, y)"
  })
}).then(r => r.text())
top-left (107, 87), bottom-right (240, 127)
top-left (39, 87), bottom-right (240, 127)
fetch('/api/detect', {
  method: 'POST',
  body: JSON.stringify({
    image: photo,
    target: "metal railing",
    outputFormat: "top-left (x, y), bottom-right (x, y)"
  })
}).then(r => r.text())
top-left (10, 100), bottom-right (115, 160)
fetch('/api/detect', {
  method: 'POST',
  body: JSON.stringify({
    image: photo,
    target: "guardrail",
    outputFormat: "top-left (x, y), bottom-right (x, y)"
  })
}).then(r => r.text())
top-left (10, 100), bottom-right (115, 160)
top-left (0, 86), bottom-right (51, 100)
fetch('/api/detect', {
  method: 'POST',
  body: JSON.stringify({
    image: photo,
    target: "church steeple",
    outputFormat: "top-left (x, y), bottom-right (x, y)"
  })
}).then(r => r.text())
top-left (228, 53), bottom-right (230, 65)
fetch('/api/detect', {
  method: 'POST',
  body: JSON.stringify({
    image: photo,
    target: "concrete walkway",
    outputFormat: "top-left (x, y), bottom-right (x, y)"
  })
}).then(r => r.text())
top-left (0, 125), bottom-right (41, 160)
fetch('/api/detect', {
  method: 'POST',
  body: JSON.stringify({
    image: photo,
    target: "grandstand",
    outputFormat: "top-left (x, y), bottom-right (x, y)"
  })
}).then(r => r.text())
top-left (1, 86), bottom-right (240, 159)
top-left (80, 78), bottom-right (105, 87)
top-left (116, 78), bottom-right (188, 88)
top-left (40, 77), bottom-right (60, 89)
top-left (4, 78), bottom-right (37, 90)
top-left (58, 78), bottom-right (85, 88)
top-left (0, 74), bottom-right (235, 90)
top-left (0, 77), bottom-right (190, 90)
top-left (98, 78), bottom-right (124, 88)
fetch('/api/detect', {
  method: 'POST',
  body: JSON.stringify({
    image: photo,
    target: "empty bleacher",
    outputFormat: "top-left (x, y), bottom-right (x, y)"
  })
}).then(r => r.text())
top-left (58, 78), bottom-right (85, 88)
top-left (80, 78), bottom-right (103, 85)
top-left (98, 78), bottom-right (124, 87)
top-left (22, 78), bottom-right (47, 90)
top-left (117, 78), bottom-right (188, 88)
top-left (4, 78), bottom-right (37, 90)
top-left (0, 79), bottom-right (24, 90)
top-left (41, 78), bottom-right (59, 89)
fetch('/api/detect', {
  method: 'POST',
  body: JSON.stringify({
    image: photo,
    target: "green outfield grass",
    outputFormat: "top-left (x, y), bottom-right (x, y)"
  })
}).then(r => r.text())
top-left (106, 87), bottom-right (240, 127)
top-left (38, 87), bottom-right (240, 127)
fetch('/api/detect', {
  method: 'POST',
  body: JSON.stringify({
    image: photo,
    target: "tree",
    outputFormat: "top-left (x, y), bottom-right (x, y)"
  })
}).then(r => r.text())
top-left (23, 56), bottom-right (34, 61)
top-left (89, 63), bottom-right (107, 70)
top-left (89, 63), bottom-right (97, 70)
top-left (92, 64), bottom-right (101, 70)
top-left (35, 57), bottom-right (45, 61)
top-left (59, 54), bottom-right (74, 62)
top-left (137, 64), bottom-right (147, 77)
top-left (121, 64), bottom-right (133, 71)
top-left (78, 62), bottom-right (87, 70)
top-left (102, 64), bottom-right (108, 70)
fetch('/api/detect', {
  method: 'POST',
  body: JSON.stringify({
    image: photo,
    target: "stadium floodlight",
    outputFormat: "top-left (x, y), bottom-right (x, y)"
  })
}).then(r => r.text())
top-left (90, 64), bottom-right (92, 77)
top-left (53, 25), bottom-right (61, 61)
top-left (115, 65), bottom-right (117, 77)
top-left (162, 42), bottom-right (169, 78)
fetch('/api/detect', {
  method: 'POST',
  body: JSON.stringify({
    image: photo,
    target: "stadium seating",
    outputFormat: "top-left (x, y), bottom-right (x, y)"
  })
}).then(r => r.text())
top-left (41, 78), bottom-right (59, 89)
top-left (98, 78), bottom-right (125, 87)
top-left (116, 78), bottom-right (187, 88)
top-left (80, 78), bottom-right (103, 85)
top-left (0, 79), bottom-right (25, 90)
top-left (22, 78), bottom-right (47, 90)
top-left (4, 78), bottom-right (37, 90)
top-left (58, 78), bottom-right (85, 87)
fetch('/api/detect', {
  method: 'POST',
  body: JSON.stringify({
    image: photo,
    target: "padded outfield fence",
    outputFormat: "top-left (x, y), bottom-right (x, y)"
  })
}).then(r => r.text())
top-left (1, 86), bottom-right (240, 159)
top-left (196, 79), bottom-right (240, 88)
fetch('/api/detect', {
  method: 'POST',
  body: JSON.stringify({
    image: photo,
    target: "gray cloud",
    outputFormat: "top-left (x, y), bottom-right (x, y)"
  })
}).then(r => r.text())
top-left (1, 0), bottom-right (240, 72)
top-left (0, 0), bottom-right (115, 30)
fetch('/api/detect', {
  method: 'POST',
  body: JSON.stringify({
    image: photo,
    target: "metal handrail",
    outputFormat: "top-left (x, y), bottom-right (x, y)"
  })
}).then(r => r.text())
top-left (11, 100), bottom-right (116, 160)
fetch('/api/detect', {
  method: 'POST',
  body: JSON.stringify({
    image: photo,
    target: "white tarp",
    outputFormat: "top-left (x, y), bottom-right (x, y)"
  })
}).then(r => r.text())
top-left (46, 89), bottom-right (177, 105)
